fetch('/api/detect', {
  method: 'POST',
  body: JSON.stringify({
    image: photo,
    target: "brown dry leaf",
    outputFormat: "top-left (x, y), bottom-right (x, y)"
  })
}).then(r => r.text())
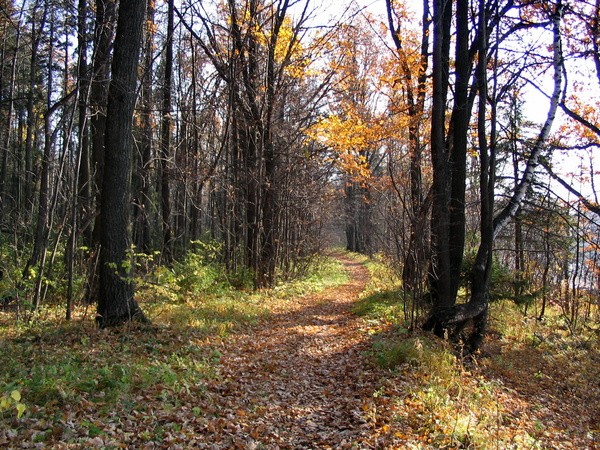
top-left (1, 254), bottom-right (598, 448)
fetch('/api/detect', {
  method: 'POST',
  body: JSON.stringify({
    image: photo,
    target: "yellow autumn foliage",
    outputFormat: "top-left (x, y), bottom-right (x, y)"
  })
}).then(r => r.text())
top-left (308, 108), bottom-right (388, 180)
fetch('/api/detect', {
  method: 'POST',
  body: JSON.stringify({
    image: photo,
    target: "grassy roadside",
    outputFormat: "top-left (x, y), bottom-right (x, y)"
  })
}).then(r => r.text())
top-left (353, 253), bottom-right (599, 449)
top-left (0, 253), bottom-right (349, 447)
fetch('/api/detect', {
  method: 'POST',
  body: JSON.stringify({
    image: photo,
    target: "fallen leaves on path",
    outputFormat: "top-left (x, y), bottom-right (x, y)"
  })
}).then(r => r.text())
top-left (1, 254), bottom-right (598, 449)
top-left (195, 256), bottom-right (406, 449)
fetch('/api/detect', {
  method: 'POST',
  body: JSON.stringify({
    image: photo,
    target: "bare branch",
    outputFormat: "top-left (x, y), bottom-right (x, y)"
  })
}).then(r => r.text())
top-left (493, 2), bottom-right (565, 238)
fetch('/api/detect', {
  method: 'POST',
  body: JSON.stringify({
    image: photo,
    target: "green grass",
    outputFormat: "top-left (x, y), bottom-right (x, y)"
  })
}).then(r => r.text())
top-left (350, 254), bottom-right (591, 448)
top-left (0, 322), bottom-right (219, 413)
top-left (354, 290), bottom-right (405, 324)
top-left (353, 252), bottom-right (404, 324)
top-left (272, 255), bottom-right (349, 297)
top-left (0, 252), bottom-right (349, 428)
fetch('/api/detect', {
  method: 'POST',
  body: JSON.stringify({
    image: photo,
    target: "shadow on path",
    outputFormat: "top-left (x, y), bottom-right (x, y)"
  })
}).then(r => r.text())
top-left (193, 254), bottom-right (406, 449)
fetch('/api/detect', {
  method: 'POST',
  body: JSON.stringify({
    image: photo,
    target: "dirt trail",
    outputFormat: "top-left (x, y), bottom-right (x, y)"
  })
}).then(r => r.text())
top-left (196, 255), bottom-right (397, 449)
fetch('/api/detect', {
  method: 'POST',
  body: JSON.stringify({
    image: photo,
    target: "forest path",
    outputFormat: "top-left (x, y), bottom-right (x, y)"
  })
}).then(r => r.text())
top-left (197, 253), bottom-right (399, 449)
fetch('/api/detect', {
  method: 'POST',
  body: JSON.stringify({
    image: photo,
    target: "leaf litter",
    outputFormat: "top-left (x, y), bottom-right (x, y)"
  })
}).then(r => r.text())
top-left (0, 254), bottom-right (598, 448)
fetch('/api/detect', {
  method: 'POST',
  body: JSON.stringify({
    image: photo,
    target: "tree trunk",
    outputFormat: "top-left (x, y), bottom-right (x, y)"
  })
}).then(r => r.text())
top-left (90, 0), bottom-right (116, 245)
top-left (428, 0), bottom-right (453, 311)
top-left (344, 182), bottom-right (371, 254)
top-left (448, 0), bottom-right (470, 301)
top-left (83, 0), bottom-right (116, 304)
top-left (25, 9), bottom-right (54, 308)
top-left (133, 0), bottom-right (155, 254)
top-left (424, 0), bottom-right (565, 353)
top-left (24, 1), bottom-right (46, 213)
top-left (159, 0), bottom-right (174, 260)
top-left (387, 0), bottom-right (430, 290)
top-left (96, 0), bottom-right (148, 328)
top-left (539, 209), bottom-right (551, 320)
top-left (464, 0), bottom-right (493, 353)
top-left (0, 8), bottom-right (22, 225)
top-left (77, 0), bottom-right (92, 245)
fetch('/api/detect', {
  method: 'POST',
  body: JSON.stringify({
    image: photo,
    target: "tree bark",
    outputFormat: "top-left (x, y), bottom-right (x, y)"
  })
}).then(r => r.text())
top-left (0, 6), bottom-right (22, 225)
top-left (465, 0), bottom-right (493, 354)
top-left (429, 0), bottom-right (453, 310)
top-left (448, 0), bottom-right (470, 301)
top-left (77, 0), bottom-right (92, 244)
top-left (90, 0), bottom-right (116, 245)
top-left (425, 0), bottom-right (565, 353)
top-left (97, 0), bottom-right (148, 328)
top-left (159, 0), bottom-right (174, 260)
top-left (25, 7), bottom-right (54, 306)
top-left (133, 0), bottom-right (156, 254)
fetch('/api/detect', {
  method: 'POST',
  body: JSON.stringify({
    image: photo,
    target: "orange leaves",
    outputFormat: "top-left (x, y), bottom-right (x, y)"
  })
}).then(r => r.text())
top-left (307, 14), bottom-right (402, 182)
top-left (250, 15), bottom-right (310, 77)
top-left (272, 17), bottom-right (312, 78)
top-left (205, 0), bottom-right (320, 85)
top-left (557, 94), bottom-right (600, 146)
top-left (308, 110), bottom-right (386, 181)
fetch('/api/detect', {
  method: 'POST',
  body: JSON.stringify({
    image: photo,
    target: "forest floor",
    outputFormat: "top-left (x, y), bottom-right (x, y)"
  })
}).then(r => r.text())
top-left (189, 254), bottom-right (599, 449)
top-left (0, 253), bottom-right (599, 448)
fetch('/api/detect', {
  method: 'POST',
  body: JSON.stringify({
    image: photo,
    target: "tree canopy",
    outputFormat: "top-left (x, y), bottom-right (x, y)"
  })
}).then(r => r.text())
top-left (0, 0), bottom-right (599, 447)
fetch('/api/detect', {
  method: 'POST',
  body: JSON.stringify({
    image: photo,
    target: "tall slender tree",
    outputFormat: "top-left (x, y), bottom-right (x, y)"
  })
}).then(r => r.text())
top-left (0, 1), bottom-right (22, 225)
top-left (386, 0), bottom-right (431, 290)
top-left (90, 0), bottom-right (116, 245)
top-left (159, 0), bottom-right (174, 260)
top-left (133, 0), bottom-right (156, 254)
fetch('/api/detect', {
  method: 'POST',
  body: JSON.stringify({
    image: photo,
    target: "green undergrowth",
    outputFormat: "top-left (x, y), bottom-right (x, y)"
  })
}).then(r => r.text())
top-left (138, 251), bottom-right (348, 330)
top-left (353, 254), bottom-right (599, 448)
top-left (0, 252), bottom-right (349, 434)
top-left (355, 274), bottom-right (498, 447)
top-left (272, 254), bottom-right (349, 298)
top-left (353, 253), bottom-right (405, 327)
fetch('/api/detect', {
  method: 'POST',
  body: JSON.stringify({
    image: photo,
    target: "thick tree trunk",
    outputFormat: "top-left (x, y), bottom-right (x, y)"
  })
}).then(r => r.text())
top-left (83, 0), bottom-right (116, 304)
top-left (429, 0), bottom-right (453, 309)
top-left (425, 1), bottom-right (564, 354)
top-left (448, 0), bottom-right (470, 301)
top-left (424, 0), bottom-right (492, 351)
top-left (97, 0), bottom-right (148, 328)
